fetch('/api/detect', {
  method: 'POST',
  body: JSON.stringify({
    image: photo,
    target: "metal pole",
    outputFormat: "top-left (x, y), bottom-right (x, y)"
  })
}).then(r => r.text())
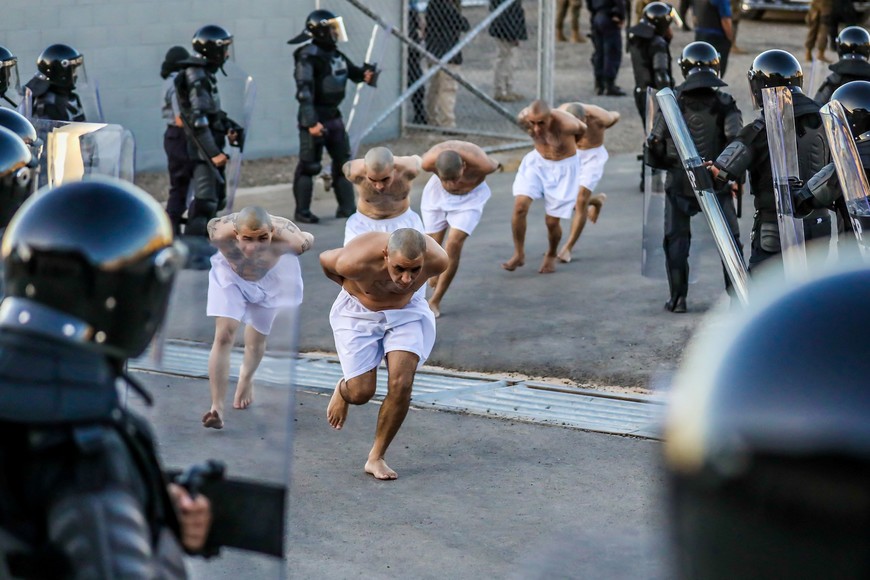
top-left (538, 0), bottom-right (555, 103)
top-left (344, 0), bottom-right (521, 143)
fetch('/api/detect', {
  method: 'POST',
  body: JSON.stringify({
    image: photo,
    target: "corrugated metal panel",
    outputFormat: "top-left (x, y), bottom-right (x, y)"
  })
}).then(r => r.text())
top-left (130, 341), bottom-right (665, 440)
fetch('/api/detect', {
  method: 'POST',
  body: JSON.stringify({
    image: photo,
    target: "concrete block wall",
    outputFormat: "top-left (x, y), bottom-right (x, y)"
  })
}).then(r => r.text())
top-left (0, 0), bottom-right (402, 172)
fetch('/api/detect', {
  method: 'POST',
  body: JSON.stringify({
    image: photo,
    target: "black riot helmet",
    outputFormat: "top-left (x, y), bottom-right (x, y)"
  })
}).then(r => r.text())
top-left (191, 25), bottom-right (233, 67)
top-left (0, 108), bottom-right (41, 173)
top-left (663, 263), bottom-right (870, 579)
top-left (1, 177), bottom-right (186, 359)
top-left (288, 9), bottom-right (349, 45)
top-left (0, 126), bottom-right (33, 229)
top-left (36, 43), bottom-right (83, 89)
top-left (641, 2), bottom-right (674, 35)
top-left (836, 26), bottom-right (870, 61)
top-left (678, 41), bottom-right (721, 79)
top-left (831, 80), bottom-right (870, 141)
top-left (0, 45), bottom-right (20, 100)
top-left (747, 49), bottom-right (803, 109)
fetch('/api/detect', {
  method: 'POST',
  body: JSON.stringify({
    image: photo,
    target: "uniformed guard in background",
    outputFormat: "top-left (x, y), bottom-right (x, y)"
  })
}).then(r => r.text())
top-left (175, 25), bottom-right (244, 238)
top-left (711, 50), bottom-right (830, 273)
top-left (588, 0), bottom-right (627, 96)
top-left (647, 41), bottom-right (743, 312)
top-left (814, 26), bottom-right (870, 103)
top-left (289, 9), bottom-right (378, 224)
top-left (23, 44), bottom-right (87, 122)
top-left (628, 2), bottom-right (674, 124)
top-left (0, 177), bottom-right (209, 579)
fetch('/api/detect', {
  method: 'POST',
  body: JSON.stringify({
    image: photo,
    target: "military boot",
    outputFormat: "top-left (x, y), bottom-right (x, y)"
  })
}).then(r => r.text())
top-left (665, 267), bottom-right (689, 313)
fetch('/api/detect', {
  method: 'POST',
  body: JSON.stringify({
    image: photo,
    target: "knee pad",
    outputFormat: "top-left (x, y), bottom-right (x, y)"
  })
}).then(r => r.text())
top-left (299, 161), bottom-right (322, 176)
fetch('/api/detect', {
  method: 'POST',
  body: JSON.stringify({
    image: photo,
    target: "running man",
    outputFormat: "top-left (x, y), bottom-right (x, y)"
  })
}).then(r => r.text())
top-left (342, 146), bottom-right (425, 245)
top-left (202, 206), bottom-right (314, 429)
top-left (555, 102), bottom-right (619, 263)
top-left (320, 229), bottom-right (448, 479)
top-left (503, 99), bottom-right (587, 273)
top-left (420, 140), bottom-right (501, 317)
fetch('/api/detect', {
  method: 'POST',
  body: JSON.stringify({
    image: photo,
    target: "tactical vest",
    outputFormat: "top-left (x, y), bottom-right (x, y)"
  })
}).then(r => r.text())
top-left (295, 43), bottom-right (350, 112)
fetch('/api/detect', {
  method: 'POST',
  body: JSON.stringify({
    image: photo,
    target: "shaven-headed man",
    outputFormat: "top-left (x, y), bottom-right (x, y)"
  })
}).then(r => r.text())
top-left (420, 140), bottom-right (501, 317)
top-left (555, 102), bottom-right (619, 263)
top-left (342, 146), bottom-right (425, 246)
top-left (320, 228), bottom-right (448, 479)
top-left (504, 99), bottom-right (587, 273)
top-left (202, 206), bottom-right (314, 429)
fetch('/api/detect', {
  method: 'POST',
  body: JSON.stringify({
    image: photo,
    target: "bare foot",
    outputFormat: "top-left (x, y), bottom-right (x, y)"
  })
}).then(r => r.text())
top-left (589, 193), bottom-right (607, 224)
top-left (428, 299), bottom-right (441, 318)
top-left (233, 379), bottom-right (254, 409)
top-left (556, 246), bottom-right (573, 263)
top-left (502, 254), bottom-right (525, 271)
top-left (539, 254), bottom-right (557, 273)
top-left (202, 410), bottom-right (223, 429)
top-left (428, 275), bottom-right (439, 288)
top-left (327, 378), bottom-right (349, 430)
top-left (365, 458), bottom-right (398, 480)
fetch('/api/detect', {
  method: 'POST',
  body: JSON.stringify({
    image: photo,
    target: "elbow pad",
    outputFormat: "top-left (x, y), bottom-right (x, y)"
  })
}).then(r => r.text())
top-left (795, 163), bottom-right (840, 217)
top-left (193, 115), bottom-right (209, 129)
top-left (713, 140), bottom-right (752, 186)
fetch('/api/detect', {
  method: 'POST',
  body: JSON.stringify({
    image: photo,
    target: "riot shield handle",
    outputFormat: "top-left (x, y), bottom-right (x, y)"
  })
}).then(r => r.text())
top-left (176, 459), bottom-right (226, 499)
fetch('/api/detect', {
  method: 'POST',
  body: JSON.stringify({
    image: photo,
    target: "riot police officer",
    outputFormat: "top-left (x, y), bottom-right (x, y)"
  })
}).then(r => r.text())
top-left (628, 2), bottom-right (674, 123)
top-left (0, 177), bottom-right (211, 578)
top-left (0, 125), bottom-right (34, 230)
top-left (814, 26), bottom-right (870, 103)
top-left (0, 46), bottom-right (21, 109)
top-left (175, 25), bottom-right (243, 237)
top-left (711, 50), bottom-right (830, 272)
top-left (663, 261), bottom-right (870, 579)
top-left (23, 43), bottom-right (87, 122)
top-left (795, 80), bottom-right (870, 255)
top-left (647, 42), bottom-right (743, 313)
top-left (289, 9), bottom-right (378, 224)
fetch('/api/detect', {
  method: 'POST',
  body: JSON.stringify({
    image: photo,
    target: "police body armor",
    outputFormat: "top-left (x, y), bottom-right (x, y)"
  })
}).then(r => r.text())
top-left (175, 56), bottom-right (228, 236)
top-left (0, 328), bottom-right (186, 579)
top-left (23, 76), bottom-right (85, 123)
top-left (294, 42), bottom-right (351, 127)
top-left (814, 59), bottom-right (870, 104)
top-left (629, 22), bottom-right (672, 116)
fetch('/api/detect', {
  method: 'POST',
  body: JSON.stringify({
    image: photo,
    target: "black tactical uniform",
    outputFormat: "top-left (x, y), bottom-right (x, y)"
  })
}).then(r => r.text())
top-left (0, 178), bottom-right (193, 579)
top-left (647, 41), bottom-right (743, 313)
top-left (175, 25), bottom-right (242, 237)
top-left (23, 44), bottom-right (86, 122)
top-left (796, 80), bottom-right (870, 258)
top-left (664, 264), bottom-right (870, 579)
top-left (290, 9), bottom-right (377, 224)
top-left (628, 2), bottom-right (674, 123)
top-left (814, 26), bottom-right (870, 103)
top-left (712, 50), bottom-right (830, 272)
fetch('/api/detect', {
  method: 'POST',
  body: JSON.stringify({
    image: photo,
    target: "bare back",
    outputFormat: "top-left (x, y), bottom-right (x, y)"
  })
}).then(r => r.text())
top-left (345, 156), bottom-right (422, 219)
top-left (577, 104), bottom-right (619, 149)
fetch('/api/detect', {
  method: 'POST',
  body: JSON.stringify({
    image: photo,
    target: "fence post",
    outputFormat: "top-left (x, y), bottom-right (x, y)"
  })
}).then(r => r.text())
top-left (538, 0), bottom-right (555, 103)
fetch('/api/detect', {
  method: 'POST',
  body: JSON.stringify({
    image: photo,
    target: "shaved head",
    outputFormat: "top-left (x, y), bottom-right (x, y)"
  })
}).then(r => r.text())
top-left (529, 99), bottom-right (551, 117)
top-left (435, 150), bottom-right (463, 181)
top-left (561, 102), bottom-right (586, 121)
top-left (387, 228), bottom-right (427, 259)
top-left (234, 206), bottom-right (272, 231)
top-left (364, 147), bottom-right (394, 174)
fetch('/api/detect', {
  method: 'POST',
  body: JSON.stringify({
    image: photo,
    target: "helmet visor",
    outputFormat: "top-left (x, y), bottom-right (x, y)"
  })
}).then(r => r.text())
top-left (324, 16), bottom-right (349, 43)
top-left (0, 60), bottom-right (20, 103)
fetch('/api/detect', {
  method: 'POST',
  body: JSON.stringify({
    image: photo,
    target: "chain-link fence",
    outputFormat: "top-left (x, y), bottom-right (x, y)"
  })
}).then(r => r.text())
top-left (345, 0), bottom-right (542, 151)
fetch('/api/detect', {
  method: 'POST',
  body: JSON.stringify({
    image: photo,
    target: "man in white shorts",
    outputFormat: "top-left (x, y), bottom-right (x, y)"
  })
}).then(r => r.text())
top-left (420, 140), bottom-right (501, 317)
top-left (555, 102), bottom-right (619, 263)
top-left (503, 99), bottom-right (587, 273)
top-left (320, 228), bottom-right (448, 480)
top-left (342, 146), bottom-right (425, 246)
top-left (201, 206), bottom-right (314, 429)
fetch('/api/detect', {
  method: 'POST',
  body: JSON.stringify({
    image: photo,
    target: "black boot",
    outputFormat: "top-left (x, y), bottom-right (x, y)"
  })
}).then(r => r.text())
top-left (595, 77), bottom-right (604, 96)
top-left (664, 296), bottom-right (687, 313)
top-left (604, 80), bottom-right (627, 96)
top-left (664, 268), bottom-right (689, 313)
top-left (294, 209), bottom-right (320, 224)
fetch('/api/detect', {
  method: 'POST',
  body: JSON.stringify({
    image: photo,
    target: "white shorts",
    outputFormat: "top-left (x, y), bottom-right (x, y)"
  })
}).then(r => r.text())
top-left (206, 252), bottom-right (303, 336)
top-left (420, 175), bottom-right (492, 236)
top-left (329, 288), bottom-right (437, 380)
top-left (343, 207), bottom-right (425, 246)
top-left (512, 150), bottom-right (582, 219)
top-left (576, 145), bottom-right (609, 192)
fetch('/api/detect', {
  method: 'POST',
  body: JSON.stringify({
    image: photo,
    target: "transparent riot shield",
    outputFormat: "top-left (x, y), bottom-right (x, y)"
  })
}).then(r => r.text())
top-left (17, 87), bottom-right (32, 119)
top-left (346, 22), bottom-right (389, 157)
top-left (807, 58), bottom-right (823, 102)
top-left (821, 100), bottom-right (870, 258)
top-left (762, 86), bottom-right (808, 281)
top-left (219, 61), bottom-right (256, 214)
top-left (642, 88), bottom-right (668, 279)
top-left (128, 216), bottom-right (302, 577)
top-left (76, 76), bottom-right (104, 123)
top-left (32, 119), bottom-right (135, 188)
top-left (655, 88), bottom-right (750, 304)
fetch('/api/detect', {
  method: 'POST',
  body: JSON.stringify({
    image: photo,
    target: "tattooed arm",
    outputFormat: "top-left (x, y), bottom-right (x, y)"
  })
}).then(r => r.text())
top-left (271, 215), bottom-right (315, 256)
